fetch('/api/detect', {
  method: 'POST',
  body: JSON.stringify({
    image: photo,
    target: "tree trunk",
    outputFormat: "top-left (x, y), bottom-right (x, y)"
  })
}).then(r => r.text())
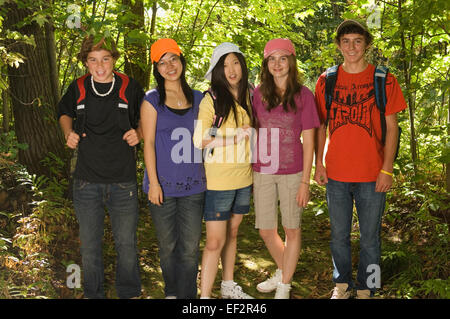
top-left (45, 19), bottom-right (61, 105)
top-left (398, 0), bottom-right (418, 175)
top-left (148, 1), bottom-right (158, 85)
top-left (4, 1), bottom-right (68, 177)
top-left (122, 0), bottom-right (150, 89)
top-left (2, 89), bottom-right (10, 133)
top-left (447, 93), bottom-right (450, 193)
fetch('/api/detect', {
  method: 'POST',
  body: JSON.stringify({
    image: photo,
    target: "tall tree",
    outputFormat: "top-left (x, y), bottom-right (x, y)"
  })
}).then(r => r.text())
top-left (122, 0), bottom-right (150, 89)
top-left (3, 0), bottom-right (67, 176)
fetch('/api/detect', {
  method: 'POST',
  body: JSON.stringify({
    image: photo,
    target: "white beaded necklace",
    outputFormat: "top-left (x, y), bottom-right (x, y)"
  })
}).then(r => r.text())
top-left (91, 73), bottom-right (115, 97)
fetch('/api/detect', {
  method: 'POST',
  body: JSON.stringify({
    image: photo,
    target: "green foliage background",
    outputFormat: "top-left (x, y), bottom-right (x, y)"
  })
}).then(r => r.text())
top-left (0, 0), bottom-right (449, 299)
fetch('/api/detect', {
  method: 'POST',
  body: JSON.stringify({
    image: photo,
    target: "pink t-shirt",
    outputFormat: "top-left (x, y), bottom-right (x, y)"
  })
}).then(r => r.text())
top-left (252, 85), bottom-right (320, 175)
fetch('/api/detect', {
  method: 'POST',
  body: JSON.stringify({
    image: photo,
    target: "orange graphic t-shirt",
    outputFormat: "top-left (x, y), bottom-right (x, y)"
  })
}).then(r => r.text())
top-left (315, 64), bottom-right (407, 182)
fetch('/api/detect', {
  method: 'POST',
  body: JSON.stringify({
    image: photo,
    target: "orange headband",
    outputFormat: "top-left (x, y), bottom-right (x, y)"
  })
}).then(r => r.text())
top-left (150, 38), bottom-right (182, 63)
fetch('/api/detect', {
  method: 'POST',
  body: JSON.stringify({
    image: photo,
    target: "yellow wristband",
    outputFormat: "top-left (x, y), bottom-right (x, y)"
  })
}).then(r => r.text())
top-left (380, 169), bottom-right (393, 177)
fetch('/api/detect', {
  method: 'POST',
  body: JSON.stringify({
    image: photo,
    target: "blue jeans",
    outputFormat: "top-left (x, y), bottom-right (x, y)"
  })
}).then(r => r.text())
top-left (326, 178), bottom-right (386, 292)
top-left (73, 179), bottom-right (141, 299)
top-left (149, 192), bottom-right (205, 298)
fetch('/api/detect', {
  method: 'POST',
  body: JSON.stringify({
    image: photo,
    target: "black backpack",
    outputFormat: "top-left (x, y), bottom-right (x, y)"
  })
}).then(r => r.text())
top-left (70, 71), bottom-right (138, 173)
top-left (74, 70), bottom-right (134, 136)
top-left (324, 64), bottom-right (401, 159)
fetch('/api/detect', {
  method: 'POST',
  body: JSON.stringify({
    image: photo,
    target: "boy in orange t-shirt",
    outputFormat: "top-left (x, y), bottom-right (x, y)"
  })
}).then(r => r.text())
top-left (314, 19), bottom-right (407, 299)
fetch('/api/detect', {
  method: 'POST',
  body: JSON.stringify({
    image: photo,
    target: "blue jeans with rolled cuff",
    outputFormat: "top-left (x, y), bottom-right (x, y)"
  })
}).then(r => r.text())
top-left (73, 179), bottom-right (141, 299)
top-left (149, 192), bottom-right (205, 299)
top-left (326, 178), bottom-right (386, 293)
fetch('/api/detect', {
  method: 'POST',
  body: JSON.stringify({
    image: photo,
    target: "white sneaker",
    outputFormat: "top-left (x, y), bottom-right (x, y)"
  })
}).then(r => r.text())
top-left (274, 282), bottom-right (291, 299)
top-left (221, 281), bottom-right (254, 299)
top-left (256, 269), bottom-right (282, 293)
top-left (331, 283), bottom-right (351, 299)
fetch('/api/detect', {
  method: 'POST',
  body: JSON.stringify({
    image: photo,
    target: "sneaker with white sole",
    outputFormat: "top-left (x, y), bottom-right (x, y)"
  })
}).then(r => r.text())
top-left (256, 269), bottom-right (282, 293)
top-left (221, 281), bottom-right (254, 299)
top-left (331, 283), bottom-right (351, 299)
top-left (274, 282), bottom-right (291, 299)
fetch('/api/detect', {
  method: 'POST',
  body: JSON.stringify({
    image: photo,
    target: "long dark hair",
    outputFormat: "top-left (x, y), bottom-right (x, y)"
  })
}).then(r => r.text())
top-left (153, 53), bottom-right (193, 106)
top-left (259, 54), bottom-right (303, 112)
top-left (210, 52), bottom-right (252, 126)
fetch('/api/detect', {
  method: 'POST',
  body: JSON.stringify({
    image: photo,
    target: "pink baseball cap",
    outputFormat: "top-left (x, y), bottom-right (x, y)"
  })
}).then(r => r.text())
top-left (264, 38), bottom-right (296, 59)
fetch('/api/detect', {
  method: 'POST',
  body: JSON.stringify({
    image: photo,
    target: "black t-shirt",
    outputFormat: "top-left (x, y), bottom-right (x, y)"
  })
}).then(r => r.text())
top-left (58, 73), bottom-right (144, 183)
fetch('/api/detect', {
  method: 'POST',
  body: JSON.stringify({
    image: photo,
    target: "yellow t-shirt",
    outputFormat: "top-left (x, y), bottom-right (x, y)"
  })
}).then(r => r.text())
top-left (193, 94), bottom-right (253, 190)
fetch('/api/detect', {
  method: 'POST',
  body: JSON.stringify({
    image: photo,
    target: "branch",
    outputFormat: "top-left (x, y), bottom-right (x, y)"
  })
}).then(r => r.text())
top-left (377, 0), bottom-right (400, 8)
top-left (198, 0), bottom-right (220, 35)
top-left (101, 0), bottom-right (109, 23)
top-left (188, 0), bottom-right (220, 50)
top-left (174, 0), bottom-right (186, 37)
top-left (188, 0), bottom-right (204, 49)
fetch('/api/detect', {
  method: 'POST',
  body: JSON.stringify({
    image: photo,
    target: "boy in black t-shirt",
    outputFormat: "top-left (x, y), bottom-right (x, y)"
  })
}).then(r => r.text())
top-left (58, 35), bottom-right (144, 299)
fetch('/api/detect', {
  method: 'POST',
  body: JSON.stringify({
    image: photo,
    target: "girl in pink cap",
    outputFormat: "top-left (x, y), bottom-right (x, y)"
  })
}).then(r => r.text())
top-left (252, 38), bottom-right (320, 298)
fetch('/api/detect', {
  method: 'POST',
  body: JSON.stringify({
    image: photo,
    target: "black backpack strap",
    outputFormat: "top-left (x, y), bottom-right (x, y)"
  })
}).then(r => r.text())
top-left (203, 89), bottom-right (223, 156)
top-left (114, 71), bottom-right (132, 132)
top-left (374, 65), bottom-right (388, 145)
top-left (324, 65), bottom-right (339, 128)
top-left (75, 72), bottom-right (133, 135)
top-left (74, 73), bottom-right (90, 136)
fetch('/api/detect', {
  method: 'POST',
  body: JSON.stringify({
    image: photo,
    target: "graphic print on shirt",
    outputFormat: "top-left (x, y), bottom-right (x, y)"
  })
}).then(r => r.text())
top-left (324, 78), bottom-right (376, 138)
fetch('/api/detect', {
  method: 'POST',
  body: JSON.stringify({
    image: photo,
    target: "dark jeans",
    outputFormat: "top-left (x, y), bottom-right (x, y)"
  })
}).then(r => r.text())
top-left (326, 178), bottom-right (386, 292)
top-left (149, 192), bottom-right (205, 298)
top-left (73, 179), bottom-right (141, 299)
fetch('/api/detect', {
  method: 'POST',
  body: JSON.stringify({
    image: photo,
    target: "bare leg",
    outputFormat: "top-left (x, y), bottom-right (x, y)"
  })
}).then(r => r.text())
top-left (281, 227), bottom-right (301, 283)
top-left (221, 214), bottom-right (244, 281)
top-left (200, 220), bottom-right (227, 297)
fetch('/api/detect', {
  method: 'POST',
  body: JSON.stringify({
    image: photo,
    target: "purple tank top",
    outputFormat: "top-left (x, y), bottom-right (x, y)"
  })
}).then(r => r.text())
top-left (142, 89), bottom-right (206, 197)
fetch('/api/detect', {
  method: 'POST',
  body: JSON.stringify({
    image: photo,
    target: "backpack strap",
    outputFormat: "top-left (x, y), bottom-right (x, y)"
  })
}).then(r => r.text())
top-left (374, 65), bottom-right (388, 145)
top-left (324, 64), bottom-right (339, 128)
top-left (74, 73), bottom-right (90, 136)
top-left (203, 89), bottom-right (224, 156)
top-left (248, 82), bottom-right (255, 108)
top-left (74, 72), bottom-right (132, 136)
top-left (113, 71), bottom-right (132, 132)
top-left (203, 89), bottom-right (223, 129)
top-left (114, 71), bottom-right (129, 104)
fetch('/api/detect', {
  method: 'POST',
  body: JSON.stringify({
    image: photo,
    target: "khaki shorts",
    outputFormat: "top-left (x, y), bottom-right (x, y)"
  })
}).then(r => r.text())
top-left (253, 171), bottom-right (303, 229)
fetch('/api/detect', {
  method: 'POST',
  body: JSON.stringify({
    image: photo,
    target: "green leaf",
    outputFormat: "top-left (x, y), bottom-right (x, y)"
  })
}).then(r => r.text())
top-left (33, 14), bottom-right (48, 28)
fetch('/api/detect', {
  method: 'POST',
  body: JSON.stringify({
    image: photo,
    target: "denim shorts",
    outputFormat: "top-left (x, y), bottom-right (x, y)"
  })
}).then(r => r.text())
top-left (204, 185), bottom-right (252, 221)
